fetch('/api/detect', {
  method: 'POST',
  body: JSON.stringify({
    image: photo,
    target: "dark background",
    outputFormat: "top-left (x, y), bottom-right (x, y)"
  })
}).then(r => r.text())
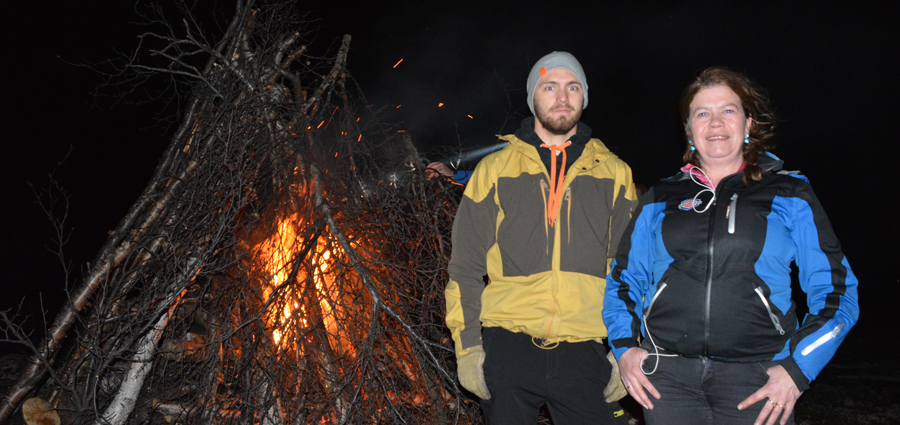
top-left (2, 1), bottom-right (896, 351)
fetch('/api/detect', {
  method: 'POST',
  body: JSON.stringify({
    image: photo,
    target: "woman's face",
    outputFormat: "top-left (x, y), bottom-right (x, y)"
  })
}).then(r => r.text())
top-left (686, 85), bottom-right (752, 170)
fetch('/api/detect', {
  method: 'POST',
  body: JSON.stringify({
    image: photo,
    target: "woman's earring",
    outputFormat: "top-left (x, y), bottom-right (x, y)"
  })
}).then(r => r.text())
top-left (689, 140), bottom-right (696, 151)
top-left (744, 134), bottom-right (750, 144)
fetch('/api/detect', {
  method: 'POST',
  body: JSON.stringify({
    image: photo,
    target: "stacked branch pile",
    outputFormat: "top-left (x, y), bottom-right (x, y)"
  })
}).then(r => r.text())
top-left (1, 1), bottom-right (480, 424)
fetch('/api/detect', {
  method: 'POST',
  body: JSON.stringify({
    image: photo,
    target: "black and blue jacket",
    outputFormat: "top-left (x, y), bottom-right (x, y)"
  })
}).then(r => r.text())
top-left (603, 153), bottom-right (859, 390)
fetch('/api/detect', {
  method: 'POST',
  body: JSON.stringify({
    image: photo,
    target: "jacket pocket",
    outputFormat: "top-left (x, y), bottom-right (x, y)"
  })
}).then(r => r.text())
top-left (800, 322), bottom-right (845, 356)
top-left (753, 286), bottom-right (786, 335)
top-left (726, 193), bottom-right (738, 234)
top-left (643, 282), bottom-right (668, 323)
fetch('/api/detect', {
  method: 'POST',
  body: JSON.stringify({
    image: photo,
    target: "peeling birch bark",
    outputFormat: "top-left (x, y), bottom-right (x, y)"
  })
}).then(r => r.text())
top-left (93, 259), bottom-right (200, 425)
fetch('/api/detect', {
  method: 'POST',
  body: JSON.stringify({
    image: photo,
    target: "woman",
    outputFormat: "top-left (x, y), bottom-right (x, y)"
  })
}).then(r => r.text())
top-left (602, 67), bottom-right (859, 425)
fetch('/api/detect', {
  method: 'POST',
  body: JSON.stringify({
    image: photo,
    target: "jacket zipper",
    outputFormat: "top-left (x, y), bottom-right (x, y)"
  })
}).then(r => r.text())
top-left (801, 323), bottom-right (845, 356)
top-left (753, 286), bottom-right (786, 335)
top-left (537, 145), bottom-right (587, 344)
top-left (703, 194), bottom-right (718, 355)
top-left (726, 193), bottom-right (738, 234)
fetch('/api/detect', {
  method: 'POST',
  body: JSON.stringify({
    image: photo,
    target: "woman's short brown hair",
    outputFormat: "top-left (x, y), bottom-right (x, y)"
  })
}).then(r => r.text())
top-left (680, 67), bottom-right (776, 184)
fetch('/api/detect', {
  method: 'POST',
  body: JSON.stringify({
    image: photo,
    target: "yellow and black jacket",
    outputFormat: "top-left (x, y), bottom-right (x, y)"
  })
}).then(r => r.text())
top-left (446, 118), bottom-right (638, 356)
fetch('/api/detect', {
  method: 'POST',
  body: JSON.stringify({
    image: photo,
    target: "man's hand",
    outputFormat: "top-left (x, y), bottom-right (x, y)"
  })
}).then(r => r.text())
top-left (426, 162), bottom-right (453, 179)
top-left (456, 345), bottom-right (491, 400)
top-left (619, 347), bottom-right (660, 409)
top-left (603, 350), bottom-right (628, 402)
top-left (737, 365), bottom-right (802, 425)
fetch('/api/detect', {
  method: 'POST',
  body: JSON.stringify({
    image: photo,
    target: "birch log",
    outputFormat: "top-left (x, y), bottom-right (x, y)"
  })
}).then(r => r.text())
top-left (93, 258), bottom-right (200, 425)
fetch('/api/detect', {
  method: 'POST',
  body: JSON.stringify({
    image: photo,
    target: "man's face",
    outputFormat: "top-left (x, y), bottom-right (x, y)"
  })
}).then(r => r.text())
top-left (533, 68), bottom-right (584, 135)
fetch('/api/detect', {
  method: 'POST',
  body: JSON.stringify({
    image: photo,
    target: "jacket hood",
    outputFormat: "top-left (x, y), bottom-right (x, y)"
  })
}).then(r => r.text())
top-left (758, 152), bottom-right (785, 173)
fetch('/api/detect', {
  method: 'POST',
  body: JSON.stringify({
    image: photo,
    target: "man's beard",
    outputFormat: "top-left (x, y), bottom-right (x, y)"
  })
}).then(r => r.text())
top-left (536, 106), bottom-right (581, 135)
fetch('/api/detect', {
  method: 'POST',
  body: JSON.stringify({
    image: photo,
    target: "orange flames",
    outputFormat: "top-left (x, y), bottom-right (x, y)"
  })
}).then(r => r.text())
top-left (256, 207), bottom-right (355, 359)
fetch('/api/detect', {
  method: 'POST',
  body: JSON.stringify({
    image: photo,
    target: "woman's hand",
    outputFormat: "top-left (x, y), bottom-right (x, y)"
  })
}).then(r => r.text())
top-left (738, 365), bottom-right (802, 425)
top-left (619, 347), bottom-right (661, 409)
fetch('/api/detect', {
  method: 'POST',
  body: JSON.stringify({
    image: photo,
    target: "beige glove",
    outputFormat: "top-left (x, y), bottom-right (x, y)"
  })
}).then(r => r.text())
top-left (456, 345), bottom-right (491, 400)
top-left (603, 350), bottom-right (628, 402)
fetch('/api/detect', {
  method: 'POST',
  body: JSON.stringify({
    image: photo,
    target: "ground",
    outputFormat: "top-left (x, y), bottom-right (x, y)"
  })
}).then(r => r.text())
top-left (1, 329), bottom-right (896, 424)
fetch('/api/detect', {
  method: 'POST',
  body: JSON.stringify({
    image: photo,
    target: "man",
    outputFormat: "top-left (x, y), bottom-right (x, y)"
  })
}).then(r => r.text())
top-left (445, 52), bottom-right (637, 424)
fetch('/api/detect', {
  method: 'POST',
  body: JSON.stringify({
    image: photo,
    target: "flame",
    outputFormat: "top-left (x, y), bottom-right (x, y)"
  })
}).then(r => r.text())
top-left (252, 180), bottom-right (450, 416)
top-left (256, 197), bottom-right (357, 359)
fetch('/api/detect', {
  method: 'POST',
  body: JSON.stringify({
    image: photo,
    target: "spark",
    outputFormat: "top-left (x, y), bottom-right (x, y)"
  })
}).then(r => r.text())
top-left (438, 103), bottom-right (444, 107)
top-left (396, 105), bottom-right (401, 109)
top-left (467, 115), bottom-right (474, 119)
top-left (393, 58), bottom-right (403, 68)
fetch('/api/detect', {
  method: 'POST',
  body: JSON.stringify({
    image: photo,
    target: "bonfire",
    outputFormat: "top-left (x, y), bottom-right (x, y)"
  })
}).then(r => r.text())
top-left (1, 1), bottom-right (476, 424)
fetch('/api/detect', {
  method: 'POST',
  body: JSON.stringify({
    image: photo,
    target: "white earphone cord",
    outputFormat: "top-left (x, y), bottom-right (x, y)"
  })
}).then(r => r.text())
top-left (688, 166), bottom-right (716, 213)
top-left (640, 168), bottom-right (713, 375)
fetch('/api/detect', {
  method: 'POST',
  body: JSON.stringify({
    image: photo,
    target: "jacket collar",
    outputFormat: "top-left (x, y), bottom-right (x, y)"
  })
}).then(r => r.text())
top-left (513, 117), bottom-right (592, 150)
top-left (672, 152), bottom-right (785, 183)
top-left (508, 117), bottom-right (592, 173)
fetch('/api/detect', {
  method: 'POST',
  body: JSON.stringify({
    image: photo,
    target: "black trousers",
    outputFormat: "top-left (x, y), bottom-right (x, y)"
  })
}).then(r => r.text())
top-left (480, 327), bottom-right (629, 425)
top-left (640, 348), bottom-right (795, 425)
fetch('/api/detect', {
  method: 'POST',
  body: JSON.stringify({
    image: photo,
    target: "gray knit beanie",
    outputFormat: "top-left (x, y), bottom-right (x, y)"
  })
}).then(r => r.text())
top-left (526, 51), bottom-right (588, 115)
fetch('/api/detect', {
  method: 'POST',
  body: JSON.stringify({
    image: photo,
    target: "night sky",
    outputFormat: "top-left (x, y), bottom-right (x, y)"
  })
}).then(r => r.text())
top-left (2, 1), bottom-right (896, 348)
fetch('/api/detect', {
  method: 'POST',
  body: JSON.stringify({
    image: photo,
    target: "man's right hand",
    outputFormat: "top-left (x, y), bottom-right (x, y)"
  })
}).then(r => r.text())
top-left (456, 345), bottom-right (491, 400)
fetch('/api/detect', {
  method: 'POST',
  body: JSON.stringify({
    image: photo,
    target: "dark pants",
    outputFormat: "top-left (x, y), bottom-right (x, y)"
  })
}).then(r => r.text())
top-left (480, 327), bottom-right (629, 425)
top-left (641, 350), bottom-right (795, 425)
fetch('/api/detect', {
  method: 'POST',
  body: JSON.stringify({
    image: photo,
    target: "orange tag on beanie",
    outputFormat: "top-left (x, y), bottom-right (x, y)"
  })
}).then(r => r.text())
top-left (539, 67), bottom-right (547, 77)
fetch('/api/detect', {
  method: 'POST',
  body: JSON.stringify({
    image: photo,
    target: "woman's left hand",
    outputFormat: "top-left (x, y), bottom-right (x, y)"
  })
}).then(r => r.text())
top-left (737, 365), bottom-right (803, 425)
